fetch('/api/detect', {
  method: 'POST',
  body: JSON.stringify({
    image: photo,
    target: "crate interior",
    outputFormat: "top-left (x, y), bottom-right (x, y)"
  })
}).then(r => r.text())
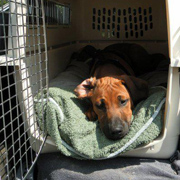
top-left (34, 0), bottom-right (171, 149)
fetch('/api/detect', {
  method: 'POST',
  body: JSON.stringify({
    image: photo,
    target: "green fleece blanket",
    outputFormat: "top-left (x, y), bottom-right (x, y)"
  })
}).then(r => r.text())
top-left (34, 61), bottom-right (166, 159)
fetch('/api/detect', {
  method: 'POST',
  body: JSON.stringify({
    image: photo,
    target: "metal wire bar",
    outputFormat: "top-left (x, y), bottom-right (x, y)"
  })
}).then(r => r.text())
top-left (0, 0), bottom-right (48, 179)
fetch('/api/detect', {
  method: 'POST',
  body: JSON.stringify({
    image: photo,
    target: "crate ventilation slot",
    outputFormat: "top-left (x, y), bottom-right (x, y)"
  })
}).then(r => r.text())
top-left (92, 7), bottom-right (153, 39)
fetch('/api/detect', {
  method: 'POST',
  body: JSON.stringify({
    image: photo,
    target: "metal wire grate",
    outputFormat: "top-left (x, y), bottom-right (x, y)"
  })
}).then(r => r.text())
top-left (0, 0), bottom-right (48, 179)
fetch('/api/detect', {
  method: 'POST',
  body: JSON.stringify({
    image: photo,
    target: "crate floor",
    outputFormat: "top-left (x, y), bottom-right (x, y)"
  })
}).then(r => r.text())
top-left (36, 153), bottom-right (179, 180)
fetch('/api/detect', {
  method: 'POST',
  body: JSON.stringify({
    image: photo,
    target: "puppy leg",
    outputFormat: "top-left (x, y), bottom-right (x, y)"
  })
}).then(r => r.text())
top-left (85, 107), bottom-right (97, 121)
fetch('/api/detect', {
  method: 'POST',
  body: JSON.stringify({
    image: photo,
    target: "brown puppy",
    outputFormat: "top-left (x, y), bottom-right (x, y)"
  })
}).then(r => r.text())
top-left (74, 50), bottom-right (149, 140)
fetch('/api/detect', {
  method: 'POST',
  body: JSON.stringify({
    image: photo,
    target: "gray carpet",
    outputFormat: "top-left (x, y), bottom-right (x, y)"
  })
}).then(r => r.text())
top-left (36, 153), bottom-right (179, 180)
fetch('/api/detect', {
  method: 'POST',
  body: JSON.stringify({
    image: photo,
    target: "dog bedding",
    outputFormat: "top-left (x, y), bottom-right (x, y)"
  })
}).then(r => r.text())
top-left (34, 60), bottom-right (166, 160)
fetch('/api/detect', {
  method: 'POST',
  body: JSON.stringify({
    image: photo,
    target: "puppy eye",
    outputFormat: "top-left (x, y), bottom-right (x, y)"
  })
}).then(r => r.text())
top-left (118, 96), bottom-right (128, 106)
top-left (120, 99), bottom-right (128, 106)
top-left (95, 99), bottom-right (106, 110)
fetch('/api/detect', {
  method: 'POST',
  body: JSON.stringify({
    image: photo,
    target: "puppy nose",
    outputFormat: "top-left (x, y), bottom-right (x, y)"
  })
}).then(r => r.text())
top-left (110, 127), bottom-right (124, 140)
top-left (111, 128), bottom-right (123, 136)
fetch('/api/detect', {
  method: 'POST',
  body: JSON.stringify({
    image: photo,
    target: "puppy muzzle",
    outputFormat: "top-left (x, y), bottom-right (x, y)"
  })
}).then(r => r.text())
top-left (102, 117), bottom-right (130, 140)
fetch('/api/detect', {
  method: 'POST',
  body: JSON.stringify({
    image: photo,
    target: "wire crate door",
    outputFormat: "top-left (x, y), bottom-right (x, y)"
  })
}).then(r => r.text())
top-left (0, 0), bottom-right (48, 179)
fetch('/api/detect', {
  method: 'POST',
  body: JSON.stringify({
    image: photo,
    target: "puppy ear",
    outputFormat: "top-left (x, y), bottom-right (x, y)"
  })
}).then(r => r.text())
top-left (120, 75), bottom-right (149, 105)
top-left (74, 77), bottom-right (96, 99)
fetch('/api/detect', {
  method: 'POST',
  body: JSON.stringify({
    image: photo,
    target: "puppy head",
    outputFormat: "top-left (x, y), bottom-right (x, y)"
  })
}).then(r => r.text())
top-left (74, 76), bottom-right (148, 140)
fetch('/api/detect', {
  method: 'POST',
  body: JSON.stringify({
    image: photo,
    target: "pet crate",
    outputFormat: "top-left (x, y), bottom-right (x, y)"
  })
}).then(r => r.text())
top-left (0, 0), bottom-right (180, 179)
